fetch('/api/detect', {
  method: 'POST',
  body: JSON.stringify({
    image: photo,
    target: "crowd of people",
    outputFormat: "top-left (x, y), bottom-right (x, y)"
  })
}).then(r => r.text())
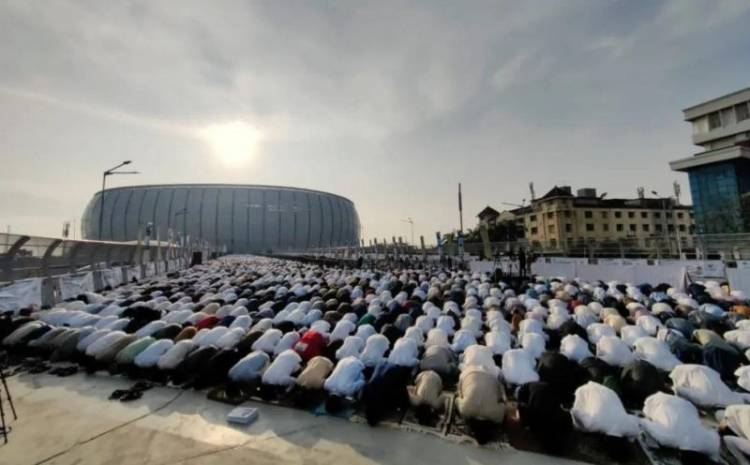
top-left (2, 255), bottom-right (750, 463)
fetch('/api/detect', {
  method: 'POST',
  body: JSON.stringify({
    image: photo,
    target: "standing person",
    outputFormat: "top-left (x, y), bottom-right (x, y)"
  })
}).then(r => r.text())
top-left (518, 247), bottom-right (527, 278)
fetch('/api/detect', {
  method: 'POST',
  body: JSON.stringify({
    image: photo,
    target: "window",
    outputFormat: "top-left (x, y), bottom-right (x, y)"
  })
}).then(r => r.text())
top-left (628, 211), bottom-right (635, 218)
top-left (564, 211), bottom-right (572, 218)
top-left (655, 224), bottom-right (663, 232)
top-left (721, 107), bottom-right (735, 126)
top-left (603, 224), bottom-right (609, 232)
top-left (565, 223), bottom-right (572, 233)
top-left (629, 224), bottom-right (637, 232)
top-left (708, 111), bottom-right (722, 130)
top-left (614, 211), bottom-right (622, 218)
top-left (616, 224), bottom-right (623, 232)
top-left (737, 102), bottom-right (750, 122)
top-left (547, 212), bottom-right (554, 219)
top-left (601, 211), bottom-right (608, 219)
top-left (531, 227), bottom-right (538, 234)
top-left (584, 211), bottom-right (593, 218)
top-left (677, 212), bottom-right (684, 219)
top-left (586, 223), bottom-right (594, 232)
top-left (679, 224), bottom-right (686, 232)
top-left (666, 212), bottom-right (673, 218)
top-left (642, 224), bottom-right (650, 232)
top-left (529, 215), bottom-right (537, 222)
top-left (654, 212), bottom-right (661, 219)
top-left (641, 211), bottom-right (648, 219)
top-left (668, 225), bottom-right (675, 232)
top-left (548, 224), bottom-right (555, 233)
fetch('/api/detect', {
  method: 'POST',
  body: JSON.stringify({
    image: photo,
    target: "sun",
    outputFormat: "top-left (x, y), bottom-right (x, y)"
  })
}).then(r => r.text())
top-left (199, 121), bottom-right (261, 166)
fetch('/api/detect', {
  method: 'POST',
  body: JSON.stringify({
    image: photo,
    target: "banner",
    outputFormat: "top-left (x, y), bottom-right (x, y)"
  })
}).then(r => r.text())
top-left (0, 278), bottom-right (43, 313)
top-left (60, 273), bottom-right (95, 301)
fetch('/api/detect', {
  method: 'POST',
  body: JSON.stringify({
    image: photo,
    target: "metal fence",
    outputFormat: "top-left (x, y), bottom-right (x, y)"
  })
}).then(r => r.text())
top-left (299, 233), bottom-right (750, 262)
top-left (0, 233), bottom-right (190, 282)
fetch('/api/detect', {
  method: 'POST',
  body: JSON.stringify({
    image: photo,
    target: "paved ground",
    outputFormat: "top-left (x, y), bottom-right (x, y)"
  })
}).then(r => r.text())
top-left (0, 372), bottom-right (589, 465)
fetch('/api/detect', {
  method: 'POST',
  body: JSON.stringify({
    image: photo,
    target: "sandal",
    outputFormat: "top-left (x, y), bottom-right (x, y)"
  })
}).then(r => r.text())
top-left (109, 389), bottom-right (129, 400)
top-left (119, 390), bottom-right (143, 402)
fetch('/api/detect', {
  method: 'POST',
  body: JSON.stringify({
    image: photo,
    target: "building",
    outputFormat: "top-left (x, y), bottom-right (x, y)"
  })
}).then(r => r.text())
top-left (670, 87), bottom-right (750, 234)
top-left (80, 184), bottom-right (361, 253)
top-left (477, 206), bottom-right (500, 225)
top-left (511, 186), bottom-right (694, 250)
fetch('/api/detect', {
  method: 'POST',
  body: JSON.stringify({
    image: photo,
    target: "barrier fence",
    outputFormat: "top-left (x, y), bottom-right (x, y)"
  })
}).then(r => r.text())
top-left (0, 233), bottom-right (192, 310)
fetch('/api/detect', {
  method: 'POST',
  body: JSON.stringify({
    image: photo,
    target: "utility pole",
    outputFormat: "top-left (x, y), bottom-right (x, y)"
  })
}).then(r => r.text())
top-left (458, 183), bottom-right (464, 234)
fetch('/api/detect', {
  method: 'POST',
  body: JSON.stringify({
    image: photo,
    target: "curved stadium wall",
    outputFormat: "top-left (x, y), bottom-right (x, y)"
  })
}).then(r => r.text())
top-left (81, 184), bottom-right (361, 253)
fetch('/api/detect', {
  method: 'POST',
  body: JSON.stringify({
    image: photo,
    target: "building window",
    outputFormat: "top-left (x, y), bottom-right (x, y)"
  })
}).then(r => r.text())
top-left (641, 211), bottom-right (648, 219)
top-left (548, 225), bottom-right (555, 234)
top-left (708, 111), bottom-right (722, 130)
top-left (642, 224), bottom-right (650, 232)
top-left (679, 224), bottom-right (686, 232)
top-left (546, 212), bottom-right (554, 219)
top-left (529, 215), bottom-right (536, 222)
top-left (586, 224), bottom-right (594, 232)
top-left (531, 227), bottom-right (538, 234)
top-left (737, 102), bottom-right (750, 122)
top-left (565, 224), bottom-right (572, 233)
top-left (666, 212), bottom-right (673, 218)
top-left (584, 211), bottom-right (593, 219)
top-left (629, 224), bottom-right (637, 232)
top-left (655, 224), bottom-right (663, 232)
top-left (677, 212), bottom-right (684, 219)
top-left (614, 211), bottom-right (622, 218)
top-left (601, 211), bottom-right (608, 219)
top-left (668, 224), bottom-right (675, 232)
top-left (628, 211), bottom-right (635, 219)
top-left (564, 211), bottom-right (572, 218)
top-left (603, 224), bottom-right (609, 232)
top-left (654, 212), bottom-right (661, 219)
top-left (616, 224), bottom-right (623, 232)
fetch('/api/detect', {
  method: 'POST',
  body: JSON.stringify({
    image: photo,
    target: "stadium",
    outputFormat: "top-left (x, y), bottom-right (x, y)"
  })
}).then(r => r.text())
top-left (80, 184), bottom-right (360, 253)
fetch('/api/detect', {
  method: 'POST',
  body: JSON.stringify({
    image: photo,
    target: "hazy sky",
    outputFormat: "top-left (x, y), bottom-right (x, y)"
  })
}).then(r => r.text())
top-left (2, 1), bottom-right (750, 244)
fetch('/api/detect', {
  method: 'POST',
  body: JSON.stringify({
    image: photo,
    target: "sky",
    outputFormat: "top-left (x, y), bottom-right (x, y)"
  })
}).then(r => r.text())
top-left (1, 0), bottom-right (750, 245)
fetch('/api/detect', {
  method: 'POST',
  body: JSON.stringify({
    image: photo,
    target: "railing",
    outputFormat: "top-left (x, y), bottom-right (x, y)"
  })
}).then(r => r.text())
top-left (0, 233), bottom-right (190, 282)
top-left (297, 233), bottom-right (750, 262)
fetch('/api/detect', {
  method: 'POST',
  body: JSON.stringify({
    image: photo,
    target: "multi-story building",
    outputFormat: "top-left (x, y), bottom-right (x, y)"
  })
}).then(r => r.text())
top-left (670, 87), bottom-right (750, 234)
top-left (508, 186), bottom-right (694, 251)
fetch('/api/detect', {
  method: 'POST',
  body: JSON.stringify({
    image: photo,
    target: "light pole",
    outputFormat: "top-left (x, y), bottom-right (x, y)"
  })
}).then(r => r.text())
top-left (401, 218), bottom-right (414, 246)
top-left (173, 208), bottom-right (188, 247)
top-left (99, 161), bottom-right (139, 240)
top-left (652, 190), bottom-right (681, 258)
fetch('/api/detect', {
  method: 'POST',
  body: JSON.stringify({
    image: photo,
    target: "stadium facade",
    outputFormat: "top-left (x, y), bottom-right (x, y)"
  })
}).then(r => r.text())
top-left (81, 184), bottom-right (360, 253)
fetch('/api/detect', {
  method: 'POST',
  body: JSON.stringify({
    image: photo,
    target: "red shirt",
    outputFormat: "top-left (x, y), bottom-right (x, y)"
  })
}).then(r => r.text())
top-left (295, 330), bottom-right (327, 362)
top-left (195, 315), bottom-right (220, 330)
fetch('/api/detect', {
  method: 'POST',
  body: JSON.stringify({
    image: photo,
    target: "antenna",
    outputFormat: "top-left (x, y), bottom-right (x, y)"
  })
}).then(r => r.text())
top-left (637, 187), bottom-right (645, 199)
top-left (529, 182), bottom-right (536, 201)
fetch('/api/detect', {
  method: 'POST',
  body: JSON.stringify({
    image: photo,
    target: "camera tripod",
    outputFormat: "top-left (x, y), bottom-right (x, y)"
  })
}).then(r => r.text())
top-left (0, 360), bottom-right (18, 444)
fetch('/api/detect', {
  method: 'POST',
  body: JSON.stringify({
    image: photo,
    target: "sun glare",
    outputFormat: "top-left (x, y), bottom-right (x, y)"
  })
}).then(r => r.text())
top-left (199, 121), bottom-right (261, 166)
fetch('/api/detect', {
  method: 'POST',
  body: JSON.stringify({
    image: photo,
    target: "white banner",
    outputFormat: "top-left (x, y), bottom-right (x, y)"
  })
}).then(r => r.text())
top-left (59, 273), bottom-right (95, 301)
top-left (128, 266), bottom-right (143, 282)
top-left (101, 268), bottom-right (124, 289)
top-left (0, 278), bottom-right (43, 313)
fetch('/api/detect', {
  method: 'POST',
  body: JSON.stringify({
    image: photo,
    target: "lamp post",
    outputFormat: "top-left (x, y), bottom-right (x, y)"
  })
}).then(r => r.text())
top-left (98, 161), bottom-right (139, 240)
top-left (173, 208), bottom-right (188, 247)
top-left (652, 190), bottom-right (681, 258)
top-left (401, 218), bottom-right (414, 247)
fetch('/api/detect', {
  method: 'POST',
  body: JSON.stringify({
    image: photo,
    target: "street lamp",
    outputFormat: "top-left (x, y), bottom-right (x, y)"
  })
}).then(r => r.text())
top-left (98, 161), bottom-right (139, 240)
top-left (401, 217), bottom-right (414, 246)
top-left (652, 190), bottom-right (682, 258)
top-left (173, 208), bottom-right (188, 247)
